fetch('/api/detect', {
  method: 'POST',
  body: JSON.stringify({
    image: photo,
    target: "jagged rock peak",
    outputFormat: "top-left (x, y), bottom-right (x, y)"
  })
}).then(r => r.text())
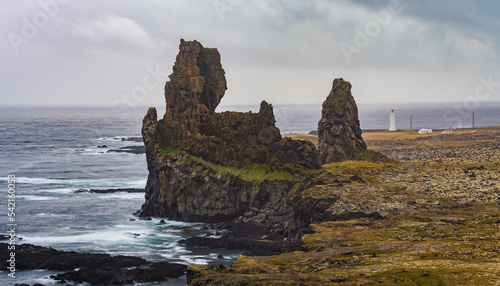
top-left (318, 78), bottom-right (367, 163)
top-left (165, 39), bottom-right (227, 112)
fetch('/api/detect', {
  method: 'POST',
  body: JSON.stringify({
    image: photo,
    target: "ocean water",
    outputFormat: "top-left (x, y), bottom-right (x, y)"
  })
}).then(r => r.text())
top-left (219, 101), bottom-right (500, 133)
top-left (0, 107), bottom-right (240, 286)
top-left (0, 102), bottom-right (499, 285)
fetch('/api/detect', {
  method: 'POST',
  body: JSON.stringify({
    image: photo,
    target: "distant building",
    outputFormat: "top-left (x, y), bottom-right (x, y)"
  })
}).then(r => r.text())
top-left (389, 109), bottom-right (396, 131)
top-left (418, 128), bottom-right (433, 134)
top-left (442, 128), bottom-right (453, 134)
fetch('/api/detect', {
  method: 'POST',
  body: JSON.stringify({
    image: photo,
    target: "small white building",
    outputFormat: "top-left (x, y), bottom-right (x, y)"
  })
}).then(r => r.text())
top-left (418, 128), bottom-right (433, 134)
top-left (442, 128), bottom-right (453, 134)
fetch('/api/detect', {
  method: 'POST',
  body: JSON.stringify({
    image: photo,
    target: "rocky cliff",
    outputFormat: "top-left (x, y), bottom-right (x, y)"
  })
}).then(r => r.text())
top-left (137, 39), bottom-right (320, 243)
top-left (137, 40), bottom-right (370, 249)
top-left (318, 78), bottom-right (367, 163)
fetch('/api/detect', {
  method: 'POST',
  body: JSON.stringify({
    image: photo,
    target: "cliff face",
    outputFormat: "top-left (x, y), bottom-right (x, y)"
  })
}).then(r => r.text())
top-left (318, 78), bottom-right (367, 163)
top-left (137, 39), bottom-right (319, 242)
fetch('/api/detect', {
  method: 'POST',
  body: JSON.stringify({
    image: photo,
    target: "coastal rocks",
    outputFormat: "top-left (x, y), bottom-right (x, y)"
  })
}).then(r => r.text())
top-left (107, 145), bottom-right (145, 154)
top-left (138, 39), bottom-right (322, 243)
top-left (72, 188), bottom-right (144, 194)
top-left (0, 243), bottom-right (186, 285)
top-left (53, 261), bottom-right (186, 285)
top-left (318, 78), bottom-right (367, 163)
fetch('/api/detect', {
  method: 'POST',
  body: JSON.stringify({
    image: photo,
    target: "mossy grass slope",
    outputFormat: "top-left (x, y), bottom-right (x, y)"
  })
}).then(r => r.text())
top-left (162, 145), bottom-right (303, 182)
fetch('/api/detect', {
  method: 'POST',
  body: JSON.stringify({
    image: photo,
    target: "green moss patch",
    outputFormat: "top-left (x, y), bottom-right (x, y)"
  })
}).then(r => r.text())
top-left (161, 145), bottom-right (299, 182)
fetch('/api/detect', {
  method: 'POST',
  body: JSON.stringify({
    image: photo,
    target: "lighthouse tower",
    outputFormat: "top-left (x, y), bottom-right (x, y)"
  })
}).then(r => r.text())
top-left (389, 109), bottom-right (396, 131)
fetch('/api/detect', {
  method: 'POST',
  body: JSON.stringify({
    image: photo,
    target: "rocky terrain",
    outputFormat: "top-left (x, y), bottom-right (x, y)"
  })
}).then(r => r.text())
top-left (188, 127), bottom-right (500, 285)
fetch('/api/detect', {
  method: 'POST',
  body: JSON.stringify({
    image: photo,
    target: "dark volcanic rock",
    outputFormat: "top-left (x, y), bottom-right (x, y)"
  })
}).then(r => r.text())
top-left (52, 261), bottom-right (186, 285)
top-left (318, 78), bottom-right (367, 163)
top-left (119, 136), bottom-right (143, 142)
top-left (107, 145), bottom-right (145, 154)
top-left (0, 243), bottom-right (186, 285)
top-left (180, 221), bottom-right (290, 256)
top-left (0, 243), bottom-right (145, 270)
top-left (165, 39), bottom-right (227, 112)
top-left (73, 188), bottom-right (144, 194)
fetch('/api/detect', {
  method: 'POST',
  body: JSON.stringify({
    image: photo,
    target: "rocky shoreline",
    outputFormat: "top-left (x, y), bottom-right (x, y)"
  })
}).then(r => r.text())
top-left (0, 243), bottom-right (186, 285)
top-left (4, 127), bottom-right (498, 285)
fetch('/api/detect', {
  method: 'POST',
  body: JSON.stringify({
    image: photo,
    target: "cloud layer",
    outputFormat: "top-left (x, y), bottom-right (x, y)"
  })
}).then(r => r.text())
top-left (1, 0), bottom-right (499, 108)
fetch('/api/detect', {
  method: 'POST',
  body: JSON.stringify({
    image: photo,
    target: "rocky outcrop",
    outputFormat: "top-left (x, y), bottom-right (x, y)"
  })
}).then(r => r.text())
top-left (149, 39), bottom-right (318, 169)
top-left (0, 243), bottom-right (187, 285)
top-left (318, 78), bottom-right (367, 163)
top-left (137, 39), bottom-right (320, 244)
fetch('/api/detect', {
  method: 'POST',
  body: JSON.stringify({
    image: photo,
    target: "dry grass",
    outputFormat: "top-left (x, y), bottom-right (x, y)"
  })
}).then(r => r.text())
top-left (363, 126), bottom-right (499, 141)
top-left (285, 127), bottom-right (500, 150)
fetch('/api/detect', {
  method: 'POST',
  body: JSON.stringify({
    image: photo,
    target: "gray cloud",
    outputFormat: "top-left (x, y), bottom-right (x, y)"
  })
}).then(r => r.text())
top-left (1, 0), bottom-right (499, 108)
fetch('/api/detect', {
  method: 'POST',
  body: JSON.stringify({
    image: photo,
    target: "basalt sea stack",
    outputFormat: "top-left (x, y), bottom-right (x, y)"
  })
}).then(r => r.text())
top-left (137, 39), bottom-right (319, 242)
top-left (318, 78), bottom-right (367, 163)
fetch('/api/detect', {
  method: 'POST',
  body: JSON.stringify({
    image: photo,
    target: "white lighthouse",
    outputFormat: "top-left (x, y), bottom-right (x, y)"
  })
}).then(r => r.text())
top-left (389, 109), bottom-right (396, 131)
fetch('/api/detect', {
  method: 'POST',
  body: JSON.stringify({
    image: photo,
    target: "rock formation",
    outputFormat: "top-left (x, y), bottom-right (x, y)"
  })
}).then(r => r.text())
top-left (137, 39), bottom-right (319, 243)
top-left (138, 40), bottom-right (370, 249)
top-left (146, 39), bottom-right (318, 169)
top-left (318, 78), bottom-right (367, 163)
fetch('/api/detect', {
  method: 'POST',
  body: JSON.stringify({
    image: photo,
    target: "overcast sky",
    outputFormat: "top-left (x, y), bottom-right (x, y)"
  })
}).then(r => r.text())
top-left (1, 0), bottom-right (499, 110)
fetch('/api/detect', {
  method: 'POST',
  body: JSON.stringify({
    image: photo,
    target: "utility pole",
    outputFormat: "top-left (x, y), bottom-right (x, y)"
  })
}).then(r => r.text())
top-left (410, 115), bottom-right (412, 131)
top-left (472, 111), bottom-right (475, 130)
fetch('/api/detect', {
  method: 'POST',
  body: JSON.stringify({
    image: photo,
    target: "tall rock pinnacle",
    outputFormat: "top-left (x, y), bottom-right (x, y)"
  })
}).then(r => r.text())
top-left (165, 39), bottom-right (227, 111)
top-left (318, 78), bottom-right (367, 163)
